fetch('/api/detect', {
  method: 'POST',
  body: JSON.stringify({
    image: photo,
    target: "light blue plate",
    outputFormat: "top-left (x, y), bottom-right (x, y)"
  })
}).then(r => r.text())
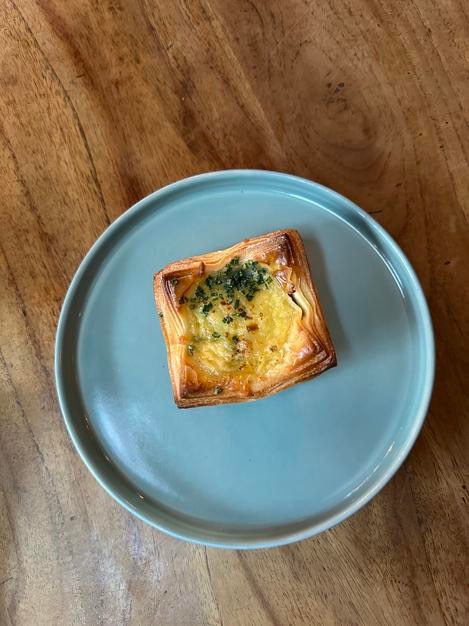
top-left (55, 170), bottom-right (434, 548)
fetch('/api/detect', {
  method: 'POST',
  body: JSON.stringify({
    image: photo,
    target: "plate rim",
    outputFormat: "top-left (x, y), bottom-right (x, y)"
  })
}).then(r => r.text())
top-left (55, 169), bottom-right (435, 549)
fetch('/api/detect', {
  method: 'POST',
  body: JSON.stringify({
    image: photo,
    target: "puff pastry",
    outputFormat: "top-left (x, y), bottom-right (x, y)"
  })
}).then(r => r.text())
top-left (153, 229), bottom-right (336, 408)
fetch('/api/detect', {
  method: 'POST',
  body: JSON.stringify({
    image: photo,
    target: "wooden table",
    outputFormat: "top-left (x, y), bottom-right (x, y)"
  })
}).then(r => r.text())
top-left (1, 1), bottom-right (468, 624)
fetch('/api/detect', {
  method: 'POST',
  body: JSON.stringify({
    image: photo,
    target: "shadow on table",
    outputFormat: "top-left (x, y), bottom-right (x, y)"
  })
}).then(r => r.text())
top-left (303, 234), bottom-right (350, 360)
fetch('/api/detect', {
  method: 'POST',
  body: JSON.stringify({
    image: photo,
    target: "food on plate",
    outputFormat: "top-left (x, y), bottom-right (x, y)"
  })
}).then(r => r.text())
top-left (153, 229), bottom-right (336, 408)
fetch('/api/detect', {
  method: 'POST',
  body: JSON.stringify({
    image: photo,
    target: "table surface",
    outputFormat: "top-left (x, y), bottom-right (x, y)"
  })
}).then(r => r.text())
top-left (1, 1), bottom-right (468, 624)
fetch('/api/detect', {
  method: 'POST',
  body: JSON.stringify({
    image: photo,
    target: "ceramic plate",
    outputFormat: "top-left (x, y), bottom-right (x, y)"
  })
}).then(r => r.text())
top-left (55, 170), bottom-right (434, 548)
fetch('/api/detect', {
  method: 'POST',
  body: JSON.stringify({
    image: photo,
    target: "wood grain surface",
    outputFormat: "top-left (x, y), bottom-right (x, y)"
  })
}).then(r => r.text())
top-left (0, 1), bottom-right (468, 624)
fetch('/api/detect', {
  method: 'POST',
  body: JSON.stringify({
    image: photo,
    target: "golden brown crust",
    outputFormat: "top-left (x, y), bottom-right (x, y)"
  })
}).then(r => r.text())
top-left (153, 229), bottom-right (336, 408)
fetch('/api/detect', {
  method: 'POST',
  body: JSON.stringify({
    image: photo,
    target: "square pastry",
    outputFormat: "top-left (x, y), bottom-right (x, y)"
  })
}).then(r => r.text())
top-left (153, 229), bottom-right (336, 407)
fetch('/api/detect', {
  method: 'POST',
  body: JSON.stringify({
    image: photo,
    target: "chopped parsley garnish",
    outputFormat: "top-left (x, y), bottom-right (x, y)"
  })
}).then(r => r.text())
top-left (170, 278), bottom-right (178, 286)
top-left (186, 258), bottom-right (274, 328)
top-left (187, 344), bottom-right (195, 355)
top-left (196, 258), bottom-right (270, 304)
top-left (195, 285), bottom-right (206, 300)
top-left (212, 331), bottom-right (221, 339)
top-left (214, 385), bottom-right (223, 395)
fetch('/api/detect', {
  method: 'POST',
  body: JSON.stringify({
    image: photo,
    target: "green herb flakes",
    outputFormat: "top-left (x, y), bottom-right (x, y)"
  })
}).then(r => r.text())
top-left (189, 257), bottom-right (274, 324)
top-left (201, 302), bottom-right (213, 316)
top-left (195, 285), bottom-right (206, 301)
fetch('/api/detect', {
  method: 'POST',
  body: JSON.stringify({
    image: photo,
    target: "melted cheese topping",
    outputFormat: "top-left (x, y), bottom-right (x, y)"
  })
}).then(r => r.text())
top-left (179, 260), bottom-right (303, 391)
